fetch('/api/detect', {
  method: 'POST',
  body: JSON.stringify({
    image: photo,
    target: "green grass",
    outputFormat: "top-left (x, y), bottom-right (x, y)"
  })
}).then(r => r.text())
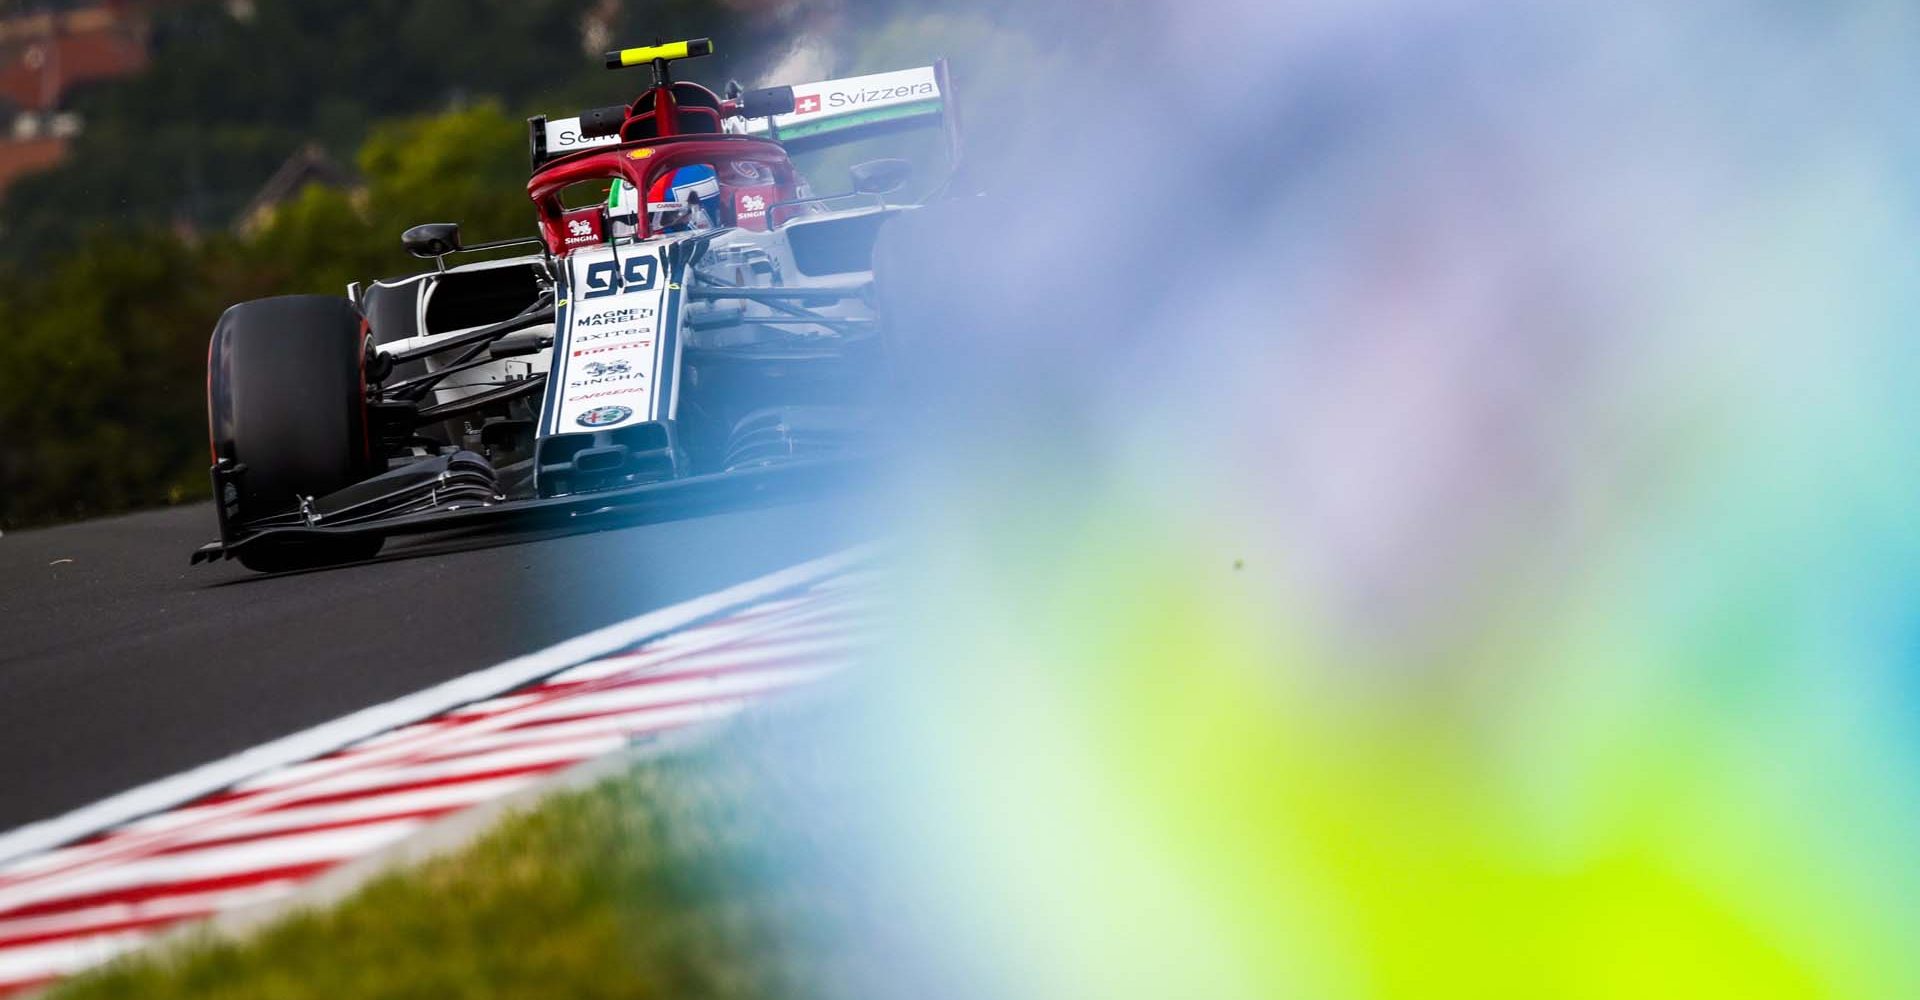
top-left (50, 719), bottom-right (891, 1000)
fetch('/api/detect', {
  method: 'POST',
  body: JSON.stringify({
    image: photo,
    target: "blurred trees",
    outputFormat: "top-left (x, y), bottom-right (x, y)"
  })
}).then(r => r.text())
top-left (2, 0), bottom-right (617, 258)
top-left (250, 103), bottom-right (534, 295)
top-left (0, 103), bottom-right (532, 528)
top-left (0, 0), bottom-right (811, 259)
top-left (0, 233), bottom-right (236, 524)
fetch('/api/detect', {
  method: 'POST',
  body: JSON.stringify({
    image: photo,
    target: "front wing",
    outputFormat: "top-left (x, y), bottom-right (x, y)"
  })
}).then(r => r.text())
top-left (190, 457), bottom-right (865, 566)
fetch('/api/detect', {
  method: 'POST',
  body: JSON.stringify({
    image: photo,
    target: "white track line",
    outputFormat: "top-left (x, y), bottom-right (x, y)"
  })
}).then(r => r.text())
top-left (0, 545), bottom-right (874, 870)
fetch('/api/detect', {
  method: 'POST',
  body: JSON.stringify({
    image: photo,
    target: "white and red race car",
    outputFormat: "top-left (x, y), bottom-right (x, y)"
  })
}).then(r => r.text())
top-left (199, 38), bottom-right (960, 572)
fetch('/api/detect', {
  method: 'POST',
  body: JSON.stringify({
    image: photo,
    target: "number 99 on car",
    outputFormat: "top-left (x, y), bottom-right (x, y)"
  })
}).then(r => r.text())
top-left (583, 257), bottom-right (657, 299)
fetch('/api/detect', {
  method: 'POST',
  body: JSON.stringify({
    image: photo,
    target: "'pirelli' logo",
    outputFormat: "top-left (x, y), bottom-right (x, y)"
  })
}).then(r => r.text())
top-left (574, 341), bottom-right (651, 357)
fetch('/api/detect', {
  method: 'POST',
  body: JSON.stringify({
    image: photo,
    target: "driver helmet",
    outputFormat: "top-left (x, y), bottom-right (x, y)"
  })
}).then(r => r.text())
top-left (647, 164), bottom-right (722, 232)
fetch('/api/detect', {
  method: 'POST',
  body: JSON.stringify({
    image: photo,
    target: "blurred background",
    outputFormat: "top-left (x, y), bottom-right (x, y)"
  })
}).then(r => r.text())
top-left (6, 0), bottom-right (1920, 997)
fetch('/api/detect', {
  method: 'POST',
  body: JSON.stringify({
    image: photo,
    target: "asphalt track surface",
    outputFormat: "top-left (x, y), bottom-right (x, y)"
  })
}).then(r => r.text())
top-left (0, 497), bottom-right (872, 836)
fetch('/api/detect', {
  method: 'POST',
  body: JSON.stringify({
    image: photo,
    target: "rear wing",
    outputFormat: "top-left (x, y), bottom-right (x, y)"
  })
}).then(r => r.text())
top-left (527, 57), bottom-right (964, 184)
top-left (532, 114), bottom-right (621, 161)
top-left (726, 61), bottom-right (959, 158)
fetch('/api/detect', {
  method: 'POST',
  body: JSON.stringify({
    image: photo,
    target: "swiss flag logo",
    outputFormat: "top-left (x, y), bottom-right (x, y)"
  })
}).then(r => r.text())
top-left (795, 94), bottom-right (821, 115)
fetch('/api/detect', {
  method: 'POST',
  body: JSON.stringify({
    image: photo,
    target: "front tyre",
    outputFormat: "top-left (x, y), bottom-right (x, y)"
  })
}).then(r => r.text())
top-left (207, 295), bottom-right (384, 570)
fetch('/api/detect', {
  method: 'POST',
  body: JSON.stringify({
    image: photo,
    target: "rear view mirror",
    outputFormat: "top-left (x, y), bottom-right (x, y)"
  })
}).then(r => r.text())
top-left (740, 86), bottom-right (797, 119)
top-left (579, 104), bottom-right (628, 140)
top-left (850, 159), bottom-right (912, 196)
top-left (489, 330), bottom-right (554, 360)
top-left (402, 223), bottom-right (462, 259)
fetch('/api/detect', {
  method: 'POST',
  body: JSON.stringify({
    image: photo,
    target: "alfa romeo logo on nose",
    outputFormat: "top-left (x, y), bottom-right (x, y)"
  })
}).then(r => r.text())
top-left (577, 405), bottom-right (633, 428)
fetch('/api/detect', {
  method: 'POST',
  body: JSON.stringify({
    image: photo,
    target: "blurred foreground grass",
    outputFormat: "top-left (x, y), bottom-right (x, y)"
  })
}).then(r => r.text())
top-left (49, 720), bottom-right (883, 1000)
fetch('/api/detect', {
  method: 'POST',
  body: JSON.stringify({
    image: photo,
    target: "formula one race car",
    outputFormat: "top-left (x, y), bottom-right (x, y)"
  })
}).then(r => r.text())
top-left (196, 39), bottom-right (960, 571)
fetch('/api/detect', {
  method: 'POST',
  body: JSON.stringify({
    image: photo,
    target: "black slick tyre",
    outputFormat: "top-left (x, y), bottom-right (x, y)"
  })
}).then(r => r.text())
top-left (206, 295), bottom-right (384, 571)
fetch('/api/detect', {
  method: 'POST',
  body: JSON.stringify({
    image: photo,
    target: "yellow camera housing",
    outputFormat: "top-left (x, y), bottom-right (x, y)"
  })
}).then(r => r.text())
top-left (604, 38), bottom-right (713, 70)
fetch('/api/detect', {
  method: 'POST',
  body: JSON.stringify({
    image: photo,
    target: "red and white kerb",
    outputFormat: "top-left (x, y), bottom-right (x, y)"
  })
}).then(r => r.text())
top-left (0, 571), bottom-right (872, 996)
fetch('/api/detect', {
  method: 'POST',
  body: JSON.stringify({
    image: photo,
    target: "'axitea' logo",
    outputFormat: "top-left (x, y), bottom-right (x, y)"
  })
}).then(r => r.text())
top-left (795, 94), bottom-right (822, 115)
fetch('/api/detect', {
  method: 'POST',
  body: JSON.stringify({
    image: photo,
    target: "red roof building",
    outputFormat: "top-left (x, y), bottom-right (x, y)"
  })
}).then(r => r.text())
top-left (0, 5), bottom-right (150, 111)
top-left (0, 3), bottom-right (154, 196)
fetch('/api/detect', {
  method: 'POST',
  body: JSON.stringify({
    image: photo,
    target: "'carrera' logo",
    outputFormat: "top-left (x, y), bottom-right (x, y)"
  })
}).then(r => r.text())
top-left (576, 405), bottom-right (633, 428)
top-left (567, 389), bottom-right (637, 403)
